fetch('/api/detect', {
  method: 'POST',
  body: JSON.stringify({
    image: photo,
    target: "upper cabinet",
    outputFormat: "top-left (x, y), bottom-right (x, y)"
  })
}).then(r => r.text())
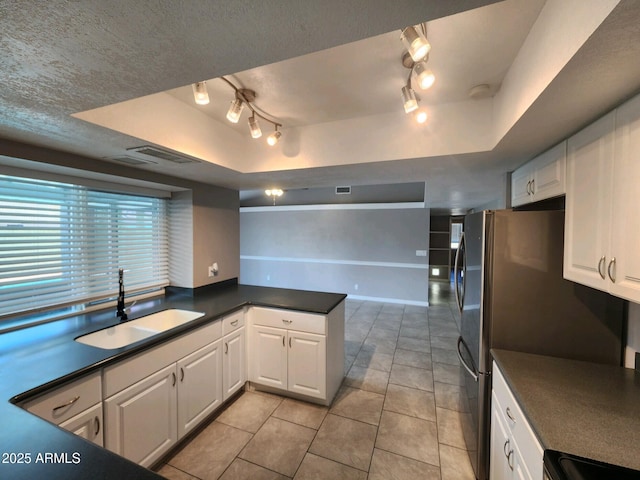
top-left (564, 93), bottom-right (640, 303)
top-left (511, 141), bottom-right (566, 207)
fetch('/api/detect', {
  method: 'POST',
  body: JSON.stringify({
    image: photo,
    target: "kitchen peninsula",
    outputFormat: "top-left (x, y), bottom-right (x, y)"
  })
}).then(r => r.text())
top-left (0, 280), bottom-right (346, 480)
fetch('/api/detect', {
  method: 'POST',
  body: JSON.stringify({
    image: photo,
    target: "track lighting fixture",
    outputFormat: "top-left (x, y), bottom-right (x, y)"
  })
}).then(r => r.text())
top-left (192, 82), bottom-right (210, 105)
top-left (401, 25), bottom-right (431, 62)
top-left (220, 77), bottom-right (282, 144)
top-left (399, 22), bottom-right (433, 124)
top-left (267, 127), bottom-right (282, 146)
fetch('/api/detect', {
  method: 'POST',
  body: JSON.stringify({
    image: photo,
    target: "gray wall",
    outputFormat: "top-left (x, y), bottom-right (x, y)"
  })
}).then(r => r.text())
top-left (240, 205), bottom-right (430, 305)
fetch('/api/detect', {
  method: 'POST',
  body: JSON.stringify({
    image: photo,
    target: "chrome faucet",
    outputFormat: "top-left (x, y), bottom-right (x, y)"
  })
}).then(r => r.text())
top-left (116, 268), bottom-right (127, 321)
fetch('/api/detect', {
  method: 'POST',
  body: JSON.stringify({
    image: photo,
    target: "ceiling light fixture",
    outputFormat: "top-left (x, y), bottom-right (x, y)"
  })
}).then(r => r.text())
top-left (220, 77), bottom-right (283, 145)
top-left (399, 22), bottom-right (434, 124)
top-left (401, 25), bottom-right (431, 63)
top-left (192, 82), bottom-right (210, 105)
top-left (265, 188), bottom-right (283, 205)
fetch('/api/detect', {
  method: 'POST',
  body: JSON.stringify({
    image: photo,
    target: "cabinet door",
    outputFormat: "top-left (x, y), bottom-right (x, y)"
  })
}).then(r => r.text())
top-left (531, 141), bottom-right (566, 202)
top-left (511, 164), bottom-right (533, 207)
top-left (287, 330), bottom-right (326, 400)
top-left (611, 94), bottom-right (640, 302)
top-left (223, 327), bottom-right (246, 400)
top-left (104, 364), bottom-right (177, 467)
top-left (59, 403), bottom-right (103, 447)
top-left (251, 325), bottom-right (287, 389)
top-left (564, 111), bottom-right (615, 290)
top-left (177, 340), bottom-right (223, 438)
top-left (490, 394), bottom-right (513, 480)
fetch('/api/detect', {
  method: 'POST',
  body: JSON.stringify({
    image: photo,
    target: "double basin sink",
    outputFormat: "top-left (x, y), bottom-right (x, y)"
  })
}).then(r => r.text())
top-left (75, 309), bottom-right (205, 349)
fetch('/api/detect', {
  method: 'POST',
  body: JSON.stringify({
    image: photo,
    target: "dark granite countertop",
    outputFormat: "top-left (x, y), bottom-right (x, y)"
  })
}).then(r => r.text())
top-left (0, 281), bottom-right (346, 480)
top-left (492, 349), bottom-right (640, 471)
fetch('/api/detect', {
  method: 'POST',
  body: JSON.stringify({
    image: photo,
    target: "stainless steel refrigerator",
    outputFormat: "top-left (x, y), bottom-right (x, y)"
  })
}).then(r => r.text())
top-left (455, 209), bottom-right (625, 480)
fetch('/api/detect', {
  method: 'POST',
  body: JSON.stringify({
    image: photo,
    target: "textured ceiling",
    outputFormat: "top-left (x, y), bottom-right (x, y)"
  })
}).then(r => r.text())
top-left (2, 0), bottom-right (640, 210)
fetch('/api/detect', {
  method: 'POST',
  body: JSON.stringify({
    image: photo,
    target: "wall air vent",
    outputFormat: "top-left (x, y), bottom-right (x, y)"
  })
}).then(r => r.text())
top-left (336, 186), bottom-right (351, 195)
top-left (127, 146), bottom-right (200, 165)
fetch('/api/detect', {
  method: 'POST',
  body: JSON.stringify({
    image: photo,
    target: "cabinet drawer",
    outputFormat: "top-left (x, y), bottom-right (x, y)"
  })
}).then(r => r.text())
top-left (249, 307), bottom-right (326, 335)
top-left (222, 310), bottom-right (244, 335)
top-left (492, 364), bottom-right (543, 480)
top-left (23, 371), bottom-right (101, 425)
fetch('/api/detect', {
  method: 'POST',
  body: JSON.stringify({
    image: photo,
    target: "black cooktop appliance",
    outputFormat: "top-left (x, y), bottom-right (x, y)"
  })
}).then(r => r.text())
top-left (544, 450), bottom-right (640, 480)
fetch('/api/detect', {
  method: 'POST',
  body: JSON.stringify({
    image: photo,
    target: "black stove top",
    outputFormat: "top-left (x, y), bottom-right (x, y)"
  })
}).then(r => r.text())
top-left (544, 450), bottom-right (640, 480)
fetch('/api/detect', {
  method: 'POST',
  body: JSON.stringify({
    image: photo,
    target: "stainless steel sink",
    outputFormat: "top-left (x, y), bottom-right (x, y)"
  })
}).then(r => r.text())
top-left (75, 309), bottom-right (205, 349)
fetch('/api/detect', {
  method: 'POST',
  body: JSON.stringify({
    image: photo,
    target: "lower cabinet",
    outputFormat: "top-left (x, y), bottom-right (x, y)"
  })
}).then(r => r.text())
top-left (177, 340), bottom-right (223, 438)
top-left (104, 364), bottom-right (178, 467)
top-left (103, 316), bottom-right (232, 468)
top-left (223, 326), bottom-right (246, 400)
top-left (491, 363), bottom-right (543, 480)
top-left (248, 303), bottom-right (344, 406)
top-left (22, 371), bottom-right (103, 447)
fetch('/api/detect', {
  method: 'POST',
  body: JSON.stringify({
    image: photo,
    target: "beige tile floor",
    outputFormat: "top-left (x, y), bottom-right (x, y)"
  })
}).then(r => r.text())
top-left (155, 291), bottom-right (476, 480)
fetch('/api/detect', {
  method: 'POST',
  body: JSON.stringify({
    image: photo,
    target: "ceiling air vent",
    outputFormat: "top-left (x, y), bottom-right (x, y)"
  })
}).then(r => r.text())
top-left (106, 156), bottom-right (157, 166)
top-left (127, 146), bottom-right (199, 165)
top-left (336, 186), bottom-right (351, 195)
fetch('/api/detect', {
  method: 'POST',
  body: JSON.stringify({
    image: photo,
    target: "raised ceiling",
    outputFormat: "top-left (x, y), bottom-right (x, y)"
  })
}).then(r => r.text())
top-left (2, 0), bottom-right (640, 209)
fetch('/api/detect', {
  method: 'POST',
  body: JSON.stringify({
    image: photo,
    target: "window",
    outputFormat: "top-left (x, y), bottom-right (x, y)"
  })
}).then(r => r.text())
top-left (0, 174), bottom-right (168, 317)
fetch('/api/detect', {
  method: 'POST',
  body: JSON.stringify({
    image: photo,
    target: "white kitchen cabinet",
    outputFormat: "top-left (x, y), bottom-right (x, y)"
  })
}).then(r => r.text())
top-left (491, 363), bottom-right (543, 480)
top-left (565, 93), bottom-right (640, 303)
top-left (610, 93), bottom-right (640, 301)
top-left (511, 141), bottom-right (566, 207)
top-left (251, 324), bottom-right (288, 390)
top-left (247, 302), bottom-right (344, 406)
top-left (103, 319), bottom-right (224, 466)
top-left (59, 403), bottom-right (103, 447)
top-left (564, 111), bottom-right (615, 290)
top-left (104, 364), bottom-right (178, 467)
top-left (222, 311), bottom-right (246, 400)
top-left (22, 371), bottom-right (103, 446)
top-left (177, 339), bottom-right (223, 438)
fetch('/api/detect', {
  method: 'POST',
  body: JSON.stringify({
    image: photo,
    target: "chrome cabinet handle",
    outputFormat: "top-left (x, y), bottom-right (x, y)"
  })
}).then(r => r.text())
top-left (225, 342), bottom-right (228, 354)
top-left (289, 337), bottom-right (292, 348)
top-left (180, 367), bottom-right (185, 382)
top-left (172, 372), bottom-right (176, 387)
top-left (282, 319), bottom-right (292, 324)
top-left (526, 180), bottom-right (532, 195)
top-left (598, 256), bottom-right (606, 279)
top-left (506, 407), bottom-right (515, 422)
top-left (503, 439), bottom-right (510, 457)
top-left (530, 178), bottom-right (535, 194)
top-left (231, 319), bottom-right (239, 326)
top-left (94, 416), bottom-right (100, 436)
top-left (608, 257), bottom-right (616, 283)
top-left (282, 336), bottom-right (285, 347)
top-left (52, 396), bottom-right (80, 414)
top-left (503, 439), bottom-right (514, 470)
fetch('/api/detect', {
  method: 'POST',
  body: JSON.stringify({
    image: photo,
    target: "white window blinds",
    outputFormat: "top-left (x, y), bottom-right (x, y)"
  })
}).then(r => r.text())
top-left (0, 174), bottom-right (169, 317)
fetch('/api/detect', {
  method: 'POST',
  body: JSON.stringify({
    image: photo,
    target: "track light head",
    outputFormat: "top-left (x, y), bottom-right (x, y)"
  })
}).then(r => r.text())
top-left (401, 26), bottom-right (431, 62)
top-left (249, 115), bottom-right (262, 138)
top-left (192, 82), bottom-right (210, 105)
top-left (267, 129), bottom-right (282, 146)
top-left (414, 61), bottom-right (435, 90)
top-left (402, 86), bottom-right (418, 113)
top-left (226, 98), bottom-right (244, 123)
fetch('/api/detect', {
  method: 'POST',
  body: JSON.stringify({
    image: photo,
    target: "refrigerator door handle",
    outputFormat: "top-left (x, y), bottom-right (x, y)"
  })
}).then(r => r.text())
top-left (454, 232), bottom-right (465, 313)
top-left (457, 335), bottom-right (479, 382)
